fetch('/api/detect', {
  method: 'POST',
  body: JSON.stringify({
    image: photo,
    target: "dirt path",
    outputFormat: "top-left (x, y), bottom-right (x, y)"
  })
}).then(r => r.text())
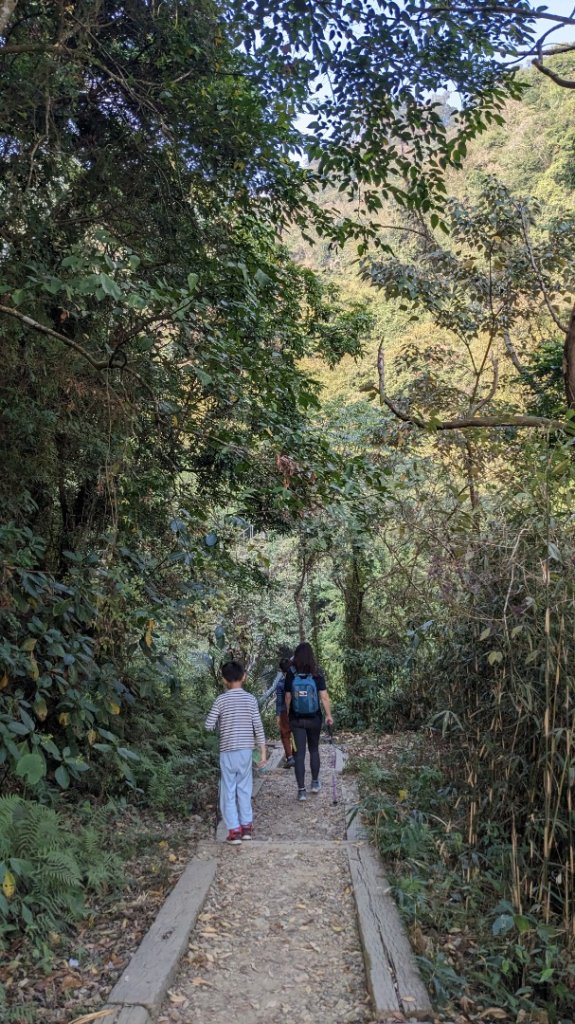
top-left (157, 741), bottom-right (374, 1024)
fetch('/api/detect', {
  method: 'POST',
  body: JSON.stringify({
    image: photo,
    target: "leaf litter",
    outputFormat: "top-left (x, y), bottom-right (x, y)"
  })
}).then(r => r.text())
top-left (1, 807), bottom-right (213, 1024)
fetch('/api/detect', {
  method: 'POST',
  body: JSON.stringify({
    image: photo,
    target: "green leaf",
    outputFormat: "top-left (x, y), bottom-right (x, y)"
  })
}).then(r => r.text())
top-left (15, 752), bottom-right (46, 785)
top-left (117, 747), bottom-right (140, 761)
top-left (9, 722), bottom-right (31, 735)
top-left (98, 273), bottom-right (122, 299)
top-left (55, 765), bottom-right (70, 789)
top-left (492, 913), bottom-right (514, 936)
top-left (254, 269), bottom-right (271, 287)
top-left (513, 914), bottom-right (533, 933)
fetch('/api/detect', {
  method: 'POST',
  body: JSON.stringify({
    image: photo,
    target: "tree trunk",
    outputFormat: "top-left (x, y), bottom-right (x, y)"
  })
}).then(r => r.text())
top-left (0, 0), bottom-right (18, 37)
top-left (293, 543), bottom-right (308, 642)
top-left (343, 550), bottom-right (367, 717)
top-left (563, 300), bottom-right (575, 409)
top-left (463, 437), bottom-right (479, 510)
top-left (309, 577), bottom-right (322, 671)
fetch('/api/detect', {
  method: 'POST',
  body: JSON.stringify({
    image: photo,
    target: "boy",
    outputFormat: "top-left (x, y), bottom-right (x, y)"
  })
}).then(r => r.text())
top-left (205, 660), bottom-right (267, 844)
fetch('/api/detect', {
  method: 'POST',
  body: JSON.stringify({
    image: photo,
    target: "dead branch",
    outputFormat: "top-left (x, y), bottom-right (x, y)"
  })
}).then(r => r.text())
top-left (382, 393), bottom-right (567, 431)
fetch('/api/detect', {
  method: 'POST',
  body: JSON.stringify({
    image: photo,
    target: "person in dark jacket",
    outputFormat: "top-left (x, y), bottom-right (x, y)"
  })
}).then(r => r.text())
top-left (284, 641), bottom-right (333, 802)
top-left (275, 656), bottom-right (295, 767)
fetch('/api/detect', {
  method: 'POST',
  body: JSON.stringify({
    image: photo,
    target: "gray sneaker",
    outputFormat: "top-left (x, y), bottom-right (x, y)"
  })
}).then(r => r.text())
top-left (311, 779), bottom-right (321, 794)
top-left (297, 788), bottom-right (307, 802)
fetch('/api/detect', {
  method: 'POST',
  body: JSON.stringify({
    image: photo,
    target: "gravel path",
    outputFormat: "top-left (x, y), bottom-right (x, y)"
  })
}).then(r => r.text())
top-left (252, 740), bottom-right (348, 841)
top-left (157, 742), bottom-right (372, 1024)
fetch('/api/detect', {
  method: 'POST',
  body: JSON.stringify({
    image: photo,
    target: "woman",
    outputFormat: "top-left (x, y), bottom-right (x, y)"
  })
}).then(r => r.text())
top-left (284, 641), bottom-right (333, 802)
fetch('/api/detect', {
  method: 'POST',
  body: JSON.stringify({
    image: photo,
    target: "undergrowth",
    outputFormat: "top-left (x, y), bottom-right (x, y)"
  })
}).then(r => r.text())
top-left (354, 738), bottom-right (575, 1024)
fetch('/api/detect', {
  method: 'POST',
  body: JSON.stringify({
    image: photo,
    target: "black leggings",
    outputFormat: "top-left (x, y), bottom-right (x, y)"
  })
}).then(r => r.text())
top-left (290, 716), bottom-right (321, 789)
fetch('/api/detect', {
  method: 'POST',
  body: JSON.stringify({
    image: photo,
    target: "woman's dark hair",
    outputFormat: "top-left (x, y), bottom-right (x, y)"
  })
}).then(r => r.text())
top-left (293, 642), bottom-right (317, 675)
top-left (279, 657), bottom-right (291, 673)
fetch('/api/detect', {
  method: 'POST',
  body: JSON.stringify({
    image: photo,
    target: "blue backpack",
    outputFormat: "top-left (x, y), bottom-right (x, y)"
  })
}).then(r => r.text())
top-left (291, 673), bottom-right (319, 715)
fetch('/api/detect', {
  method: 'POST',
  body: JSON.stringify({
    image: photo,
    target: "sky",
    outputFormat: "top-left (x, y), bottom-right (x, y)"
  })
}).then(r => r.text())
top-left (528, 0), bottom-right (575, 55)
top-left (291, 0), bottom-right (575, 138)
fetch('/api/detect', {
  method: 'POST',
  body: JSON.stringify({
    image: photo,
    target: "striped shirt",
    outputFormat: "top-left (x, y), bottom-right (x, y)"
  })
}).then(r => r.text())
top-left (204, 688), bottom-right (266, 752)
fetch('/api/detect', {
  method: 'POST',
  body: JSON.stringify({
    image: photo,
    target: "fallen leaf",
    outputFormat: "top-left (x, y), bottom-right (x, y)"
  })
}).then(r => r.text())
top-left (60, 974), bottom-right (82, 991)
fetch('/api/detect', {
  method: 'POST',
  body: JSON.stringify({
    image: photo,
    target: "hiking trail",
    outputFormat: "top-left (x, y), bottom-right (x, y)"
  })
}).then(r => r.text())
top-left (105, 740), bottom-right (434, 1024)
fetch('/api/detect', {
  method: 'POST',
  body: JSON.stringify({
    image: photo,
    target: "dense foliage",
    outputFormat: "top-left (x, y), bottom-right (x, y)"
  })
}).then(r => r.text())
top-left (0, 0), bottom-right (370, 967)
top-left (3, 1), bottom-right (575, 1021)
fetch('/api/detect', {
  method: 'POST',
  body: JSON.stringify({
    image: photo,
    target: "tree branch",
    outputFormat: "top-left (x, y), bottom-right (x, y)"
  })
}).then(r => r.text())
top-left (518, 206), bottom-right (569, 333)
top-left (0, 304), bottom-right (109, 369)
top-left (532, 57), bottom-right (575, 89)
top-left (382, 393), bottom-right (567, 431)
top-left (0, 41), bottom-right (70, 56)
top-left (432, 4), bottom-right (575, 27)
top-left (470, 355), bottom-right (499, 415)
top-left (502, 330), bottom-right (525, 373)
top-left (376, 337), bottom-right (564, 429)
top-left (377, 339), bottom-right (385, 406)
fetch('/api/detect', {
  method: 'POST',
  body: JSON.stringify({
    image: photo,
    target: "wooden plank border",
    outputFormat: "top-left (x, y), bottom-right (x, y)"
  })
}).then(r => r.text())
top-left (107, 856), bottom-right (217, 1014)
top-left (347, 841), bottom-right (432, 1020)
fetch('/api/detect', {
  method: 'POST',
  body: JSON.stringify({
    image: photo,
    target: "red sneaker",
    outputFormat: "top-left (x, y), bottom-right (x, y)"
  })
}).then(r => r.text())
top-left (226, 829), bottom-right (242, 845)
top-left (240, 823), bottom-right (253, 841)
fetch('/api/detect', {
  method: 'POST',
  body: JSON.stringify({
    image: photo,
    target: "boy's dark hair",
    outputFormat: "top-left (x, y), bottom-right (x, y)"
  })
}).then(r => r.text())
top-left (221, 660), bottom-right (245, 682)
top-left (279, 657), bottom-right (291, 673)
top-left (293, 642), bottom-right (317, 675)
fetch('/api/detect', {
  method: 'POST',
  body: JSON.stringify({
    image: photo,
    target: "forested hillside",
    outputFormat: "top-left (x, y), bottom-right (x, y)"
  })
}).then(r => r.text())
top-left (2, 3), bottom-right (575, 1022)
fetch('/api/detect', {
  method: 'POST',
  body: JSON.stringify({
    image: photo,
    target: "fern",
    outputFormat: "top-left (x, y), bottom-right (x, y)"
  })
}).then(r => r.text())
top-left (0, 797), bottom-right (118, 950)
top-left (35, 849), bottom-right (82, 889)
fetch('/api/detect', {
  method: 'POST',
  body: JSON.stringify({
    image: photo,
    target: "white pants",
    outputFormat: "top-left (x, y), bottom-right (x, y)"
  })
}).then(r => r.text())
top-left (219, 749), bottom-right (253, 830)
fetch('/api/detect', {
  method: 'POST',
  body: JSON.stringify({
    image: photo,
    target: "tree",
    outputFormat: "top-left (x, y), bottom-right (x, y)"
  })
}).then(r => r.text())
top-left (363, 178), bottom-right (575, 431)
top-left (232, 0), bottom-right (575, 229)
top-left (0, 1), bottom-right (372, 801)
